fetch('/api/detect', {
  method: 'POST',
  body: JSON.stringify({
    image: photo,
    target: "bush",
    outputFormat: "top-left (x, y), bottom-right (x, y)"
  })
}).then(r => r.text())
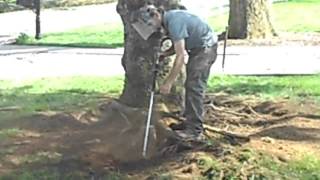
top-left (0, 1), bottom-right (24, 13)
top-left (15, 33), bottom-right (32, 44)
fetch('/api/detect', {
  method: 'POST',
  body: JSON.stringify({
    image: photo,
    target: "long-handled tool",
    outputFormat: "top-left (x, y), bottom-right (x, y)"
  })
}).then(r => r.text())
top-left (222, 26), bottom-right (229, 71)
top-left (142, 47), bottom-right (161, 158)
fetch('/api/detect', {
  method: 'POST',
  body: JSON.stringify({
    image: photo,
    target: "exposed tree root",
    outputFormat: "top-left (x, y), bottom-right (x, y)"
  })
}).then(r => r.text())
top-left (0, 106), bottom-right (21, 111)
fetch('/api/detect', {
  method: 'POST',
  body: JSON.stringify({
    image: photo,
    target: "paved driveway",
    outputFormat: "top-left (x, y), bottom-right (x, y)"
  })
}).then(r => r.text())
top-left (0, 45), bottom-right (319, 80)
top-left (1, 2), bottom-right (319, 80)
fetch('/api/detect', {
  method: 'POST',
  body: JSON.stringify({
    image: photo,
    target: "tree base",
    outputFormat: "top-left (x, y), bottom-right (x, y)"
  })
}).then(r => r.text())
top-left (80, 100), bottom-right (178, 162)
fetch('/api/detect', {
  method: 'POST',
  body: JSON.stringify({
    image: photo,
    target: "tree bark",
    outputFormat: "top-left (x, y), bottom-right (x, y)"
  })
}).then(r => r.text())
top-left (117, 0), bottom-right (185, 108)
top-left (228, 0), bottom-right (276, 39)
top-left (228, 0), bottom-right (247, 39)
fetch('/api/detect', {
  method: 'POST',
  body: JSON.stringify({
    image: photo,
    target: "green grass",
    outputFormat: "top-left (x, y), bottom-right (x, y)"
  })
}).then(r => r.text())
top-left (208, 75), bottom-right (320, 101)
top-left (0, 168), bottom-right (126, 180)
top-left (16, 24), bottom-right (124, 48)
top-left (1, 150), bottom-right (319, 179)
top-left (0, 75), bottom-right (319, 122)
top-left (0, 128), bottom-right (22, 140)
top-left (259, 153), bottom-right (320, 179)
top-left (0, 76), bottom-right (123, 121)
top-left (207, 12), bottom-right (228, 33)
top-left (189, 149), bottom-right (320, 179)
top-left (208, 0), bottom-right (320, 33)
top-left (0, 74), bottom-right (319, 180)
top-left (16, 1), bottom-right (320, 48)
top-left (4, 151), bottom-right (63, 165)
top-left (273, 1), bottom-right (320, 32)
top-left (0, 169), bottom-right (61, 180)
top-left (287, 155), bottom-right (320, 179)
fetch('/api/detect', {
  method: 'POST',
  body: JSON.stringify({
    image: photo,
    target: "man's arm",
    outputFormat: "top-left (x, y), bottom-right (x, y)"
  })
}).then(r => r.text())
top-left (165, 39), bottom-right (185, 84)
top-left (159, 39), bottom-right (185, 94)
top-left (161, 43), bottom-right (175, 57)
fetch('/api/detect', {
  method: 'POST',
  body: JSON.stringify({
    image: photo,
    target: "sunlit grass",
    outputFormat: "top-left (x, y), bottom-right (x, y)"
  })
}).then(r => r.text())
top-left (0, 76), bottom-right (123, 119)
top-left (0, 75), bottom-right (319, 122)
top-left (208, 75), bottom-right (320, 101)
top-left (16, 1), bottom-right (320, 48)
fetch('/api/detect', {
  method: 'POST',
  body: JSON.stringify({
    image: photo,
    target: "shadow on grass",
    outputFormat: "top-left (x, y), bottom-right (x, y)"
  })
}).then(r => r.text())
top-left (210, 82), bottom-right (287, 96)
top-left (15, 42), bottom-right (124, 49)
top-left (210, 75), bottom-right (320, 101)
top-left (252, 125), bottom-right (320, 142)
top-left (0, 97), bottom-right (191, 180)
top-left (250, 114), bottom-right (320, 127)
top-left (0, 85), bottom-right (112, 126)
top-left (0, 166), bottom-right (125, 180)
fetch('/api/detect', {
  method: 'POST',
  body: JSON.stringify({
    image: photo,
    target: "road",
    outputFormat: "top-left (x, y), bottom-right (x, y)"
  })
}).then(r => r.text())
top-left (0, 44), bottom-right (319, 80)
top-left (1, 2), bottom-right (319, 80)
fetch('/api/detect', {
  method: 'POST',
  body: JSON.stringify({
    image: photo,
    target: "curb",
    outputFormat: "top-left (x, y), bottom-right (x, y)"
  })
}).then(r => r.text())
top-left (0, 35), bottom-right (16, 45)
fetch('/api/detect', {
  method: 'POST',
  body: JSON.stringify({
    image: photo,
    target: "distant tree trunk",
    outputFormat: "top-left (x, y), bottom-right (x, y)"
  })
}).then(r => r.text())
top-left (228, 0), bottom-right (276, 39)
top-left (117, 0), bottom-right (185, 108)
top-left (34, 0), bottom-right (41, 39)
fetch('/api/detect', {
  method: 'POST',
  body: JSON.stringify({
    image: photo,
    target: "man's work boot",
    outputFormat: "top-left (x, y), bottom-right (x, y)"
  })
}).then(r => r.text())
top-left (175, 128), bottom-right (206, 142)
top-left (169, 122), bottom-right (187, 131)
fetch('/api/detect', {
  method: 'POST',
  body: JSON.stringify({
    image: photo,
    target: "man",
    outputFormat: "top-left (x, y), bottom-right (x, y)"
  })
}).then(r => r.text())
top-left (144, 6), bottom-right (218, 141)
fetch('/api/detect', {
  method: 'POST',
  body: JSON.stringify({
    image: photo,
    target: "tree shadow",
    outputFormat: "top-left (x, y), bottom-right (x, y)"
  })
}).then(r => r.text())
top-left (0, 90), bottom-right (195, 178)
top-left (250, 114), bottom-right (320, 128)
top-left (14, 42), bottom-right (124, 49)
top-left (211, 81), bottom-right (288, 97)
top-left (1, 44), bottom-right (124, 57)
top-left (0, 84), bottom-right (107, 107)
top-left (251, 125), bottom-right (320, 142)
top-left (0, 85), bottom-right (229, 178)
top-left (0, 84), bottom-right (110, 128)
top-left (31, 42), bottom-right (124, 49)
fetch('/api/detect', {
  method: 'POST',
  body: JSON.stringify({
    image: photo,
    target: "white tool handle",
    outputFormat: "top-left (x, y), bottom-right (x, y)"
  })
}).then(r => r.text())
top-left (142, 91), bottom-right (155, 158)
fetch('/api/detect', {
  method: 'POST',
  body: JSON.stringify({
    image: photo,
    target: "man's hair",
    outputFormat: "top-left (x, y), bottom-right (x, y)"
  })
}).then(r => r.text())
top-left (144, 3), bottom-right (186, 17)
top-left (145, 5), bottom-right (164, 17)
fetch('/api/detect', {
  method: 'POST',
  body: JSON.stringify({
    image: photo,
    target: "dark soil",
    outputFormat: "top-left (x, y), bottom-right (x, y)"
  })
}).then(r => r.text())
top-left (0, 93), bottom-right (319, 179)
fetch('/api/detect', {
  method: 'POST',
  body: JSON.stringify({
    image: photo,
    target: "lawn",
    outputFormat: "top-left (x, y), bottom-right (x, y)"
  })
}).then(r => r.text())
top-left (208, 75), bottom-right (320, 100)
top-left (0, 76), bottom-right (123, 122)
top-left (1, 75), bottom-right (319, 121)
top-left (1, 150), bottom-right (319, 179)
top-left (16, 1), bottom-right (320, 48)
top-left (273, 1), bottom-right (320, 32)
top-left (16, 24), bottom-right (124, 48)
top-left (0, 75), bottom-right (320, 179)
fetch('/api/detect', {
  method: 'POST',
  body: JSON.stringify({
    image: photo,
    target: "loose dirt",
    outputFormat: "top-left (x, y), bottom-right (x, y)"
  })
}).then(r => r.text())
top-left (0, 93), bottom-right (319, 179)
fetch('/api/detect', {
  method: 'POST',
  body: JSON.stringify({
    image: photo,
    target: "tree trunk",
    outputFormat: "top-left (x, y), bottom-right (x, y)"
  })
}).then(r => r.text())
top-left (228, 0), bottom-right (247, 39)
top-left (228, 0), bottom-right (276, 39)
top-left (117, 0), bottom-right (185, 108)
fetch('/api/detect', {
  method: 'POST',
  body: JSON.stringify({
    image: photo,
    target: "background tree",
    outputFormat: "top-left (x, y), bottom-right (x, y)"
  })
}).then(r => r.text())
top-left (228, 0), bottom-right (277, 39)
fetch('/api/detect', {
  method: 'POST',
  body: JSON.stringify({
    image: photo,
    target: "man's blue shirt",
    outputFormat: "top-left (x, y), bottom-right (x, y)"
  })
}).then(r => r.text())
top-left (163, 10), bottom-right (218, 50)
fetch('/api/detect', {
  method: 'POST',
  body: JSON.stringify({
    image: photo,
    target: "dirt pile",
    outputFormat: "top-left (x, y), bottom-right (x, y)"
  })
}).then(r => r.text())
top-left (0, 93), bottom-right (319, 178)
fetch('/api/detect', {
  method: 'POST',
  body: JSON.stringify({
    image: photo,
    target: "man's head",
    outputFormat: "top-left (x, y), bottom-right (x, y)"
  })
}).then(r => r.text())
top-left (132, 5), bottom-right (164, 40)
top-left (143, 5), bottom-right (163, 29)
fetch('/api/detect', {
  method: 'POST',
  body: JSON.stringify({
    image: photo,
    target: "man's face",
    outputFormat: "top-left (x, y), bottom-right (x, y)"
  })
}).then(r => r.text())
top-left (146, 11), bottom-right (162, 29)
top-left (132, 6), bottom-right (165, 40)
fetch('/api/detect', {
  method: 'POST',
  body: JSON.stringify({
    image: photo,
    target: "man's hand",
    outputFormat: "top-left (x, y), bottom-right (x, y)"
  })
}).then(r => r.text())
top-left (159, 55), bottom-right (166, 62)
top-left (159, 39), bottom-right (185, 95)
top-left (160, 38), bottom-right (175, 57)
top-left (159, 82), bottom-right (172, 95)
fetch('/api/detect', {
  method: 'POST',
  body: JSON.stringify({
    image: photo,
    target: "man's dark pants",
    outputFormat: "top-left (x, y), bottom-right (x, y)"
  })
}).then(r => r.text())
top-left (184, 44), bottom-right (218, 134)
